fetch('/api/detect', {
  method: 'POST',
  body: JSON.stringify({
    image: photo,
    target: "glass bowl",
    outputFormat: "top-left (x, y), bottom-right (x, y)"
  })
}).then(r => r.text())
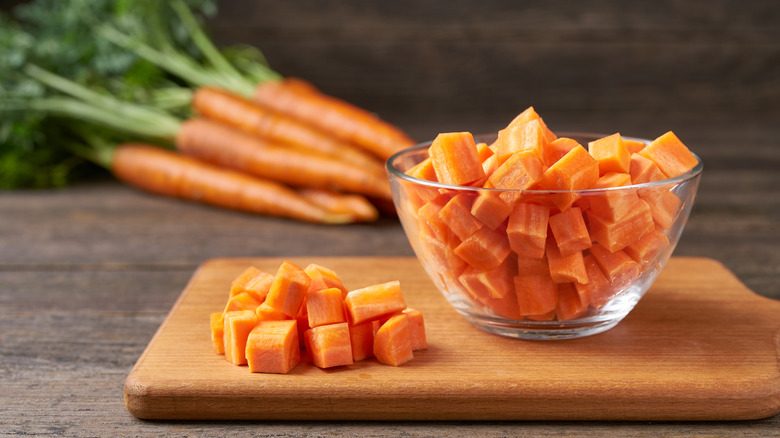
top-left (387, 133), bottom-right (702, 340)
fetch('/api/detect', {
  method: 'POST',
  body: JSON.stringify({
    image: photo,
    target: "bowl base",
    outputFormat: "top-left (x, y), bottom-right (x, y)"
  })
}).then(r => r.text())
top-left (465, 316), bottom-right (624, 340)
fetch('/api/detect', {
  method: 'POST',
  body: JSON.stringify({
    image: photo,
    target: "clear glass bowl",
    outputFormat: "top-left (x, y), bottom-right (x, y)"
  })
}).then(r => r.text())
top-left (387, 133), bottom-right (703, 340)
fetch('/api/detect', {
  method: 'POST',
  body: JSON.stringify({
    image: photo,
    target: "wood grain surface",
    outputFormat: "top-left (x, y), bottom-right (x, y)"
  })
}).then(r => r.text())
top-left (125, 256), bottom-right (780, 421)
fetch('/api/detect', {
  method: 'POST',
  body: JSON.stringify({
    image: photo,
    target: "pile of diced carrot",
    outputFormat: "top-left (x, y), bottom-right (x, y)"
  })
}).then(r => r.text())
top-left (404, 107), bottom-right (699, 322)
top-left (210, 261), bottom-right (426, 374)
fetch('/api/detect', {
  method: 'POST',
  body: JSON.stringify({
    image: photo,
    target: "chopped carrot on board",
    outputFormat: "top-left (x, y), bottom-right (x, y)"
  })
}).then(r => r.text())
top-left (246, 319), bottom-right (300, 374)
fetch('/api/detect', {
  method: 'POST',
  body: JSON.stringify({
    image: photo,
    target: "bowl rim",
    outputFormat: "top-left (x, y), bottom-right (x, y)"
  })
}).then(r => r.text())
top-left (386, 132), bottom-right (703, 194)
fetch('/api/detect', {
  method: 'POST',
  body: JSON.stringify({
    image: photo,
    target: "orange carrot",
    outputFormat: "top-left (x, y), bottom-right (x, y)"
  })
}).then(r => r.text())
top-left (458, 257), bottom-right (516, 301)
top-left (210, 312), bottom-right (225, 355)
top-left (622, 138), bottom-right (647, 155)
top-left (470, 192), bottom-right (512, 230)
top-left (638, 186), bottom-right (682, 230)
top-left (556, 283), bottom-right (588, 321)
top-left (504, 107), bottom-right (558, 144)
top-left (402, 308), bottom-right (428, 350)
top-left (543, 137), bottom-right (580, 167)
top-left (514, 274), bottom-right (559, 316)
top-left (545, 239), bottom-right (588, 284)
top-left (587, 197), bottom-right (655, 252)
top-left (297, 188), bottom-right (379, 223)
top-left (230, 268), bottom-right (274, 302)
top-left (429, 132), bottom-right (486, 186)
top-left (246, 320), bottom-right (300, 374)
top-left (493, 119), bottom-right (547, 162)
top-left (506, 202), bottom-right (550, 258)
top-left (253, 78), bottom-right (416, 161)
top-left (454, 226), bottom-right (512, 271)
top-left (175, 118), bottom-right (392, 200)
top-left (223, 310), bottom-right (258, 366)
top-left (305, 322), bottom-right (354, 368)
top-left (586, 172), bottom-right (639, 222)
top-left (230, 267), bottom-right (264, 296)
top-left (192, 86), bottom-right (385, 172)
top-left (629, 153), bottom-right (666, 185)
top-left (265, 261), bottom-right (312, 318)
top-left (306, 287), bottom-right (346, 328)
top-left (548, 207), bottom-right (591, 256)
top-left (111, 143), bottom-right (356, 224)
top-left (439, 193), bottom-right (484, 240)
top-left (255, 302), bottom-right (290, 322)
top-left (638, 131), bottom-right (699, 178)
top-left (588, 133), bottom-right (630, 175)
top-left (304, 264), bottom-right (349, 298)
top-left (373, 314), bottom-right (414, 366)
top-left (223, 292), bottom-right (263, 313)
top-left (345, 281), bottom-right (407, 325)
top-left (625, 227), bottom-right (669, 266)
top-left (488, 151), bottom-right (544, 204)
top-left (588, 243), bottom-right (641, 287)
top-left (348, 321), bottom-right (375, 362)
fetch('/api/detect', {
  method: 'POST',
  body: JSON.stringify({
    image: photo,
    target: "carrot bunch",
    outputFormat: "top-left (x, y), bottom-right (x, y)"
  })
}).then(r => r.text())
top-left (403, 107), bottom-right (699, 321)
top-left (2, 0), bottom-right (416, 224)
top-left (210, 261), bottom-right (427, 373)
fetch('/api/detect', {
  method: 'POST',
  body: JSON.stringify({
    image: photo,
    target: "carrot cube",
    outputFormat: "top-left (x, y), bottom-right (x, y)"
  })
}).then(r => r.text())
top-left (305, 322), bottom-right (354, 369)
top-left (306, 287), bottom-right (346, 328)
top-left (256, 302), bottom-right (290, 322)
top-left (345, 281), bottom-right (407, 325)
top-left (454, 226), bottom-right (512, 271)
top-left (622, 138), bottom-right (647, 155)
top-left (406, 157), bottom-right (437, 182)
top-left (223, 310), bottom-right (258, 366)
top-left (265, 261), bottom-right (312, 318)
top-left (625, 227), bottom-right (670, 266)
top-left (588, 133), bottom-right (630, 175)
top-left (537, 145), bottom-right (599, 210)
top-left (639, 187), bottom-right (682, 230)
top-left (506, 202), bottom-right (550, 258)
top-left (545, 239), bottom-right (588, 284)
top-left (494, 118), bottom-right (546, 162)
top-left (348, 321), bottom-right (375, 361)
top-left (588, 244), bottom-right (641, 287)
top-left (488, 150), bottom-right (544, 193)
top-left (223, 292), bottom-right (263, 313)
top-left (417, 193), bottom-right (453, 241)
top-left (439, 193), bottom-right (483, 240)
top-left (575, 255), bottom-right (611, 308)
top-left (470, 192), bottom-right (512, 230)
top-left (210, 312), bottom-right (225, 355)
top-left (418, 228), bottom-right (467, 277)
top-left (629, 153), bottom-right (666, 185)
top-left (402, 308), bottom-right (428, 350)
top-left (373, 314), bottom-right (414, 367)
top-left (246, 320), bottom-right (300, 374)
top-left (429, 132), bottom-right (485, 185)
top-left (549, 207), bottom-right (591, 256)
top-left (543, 137), bottom-right (580, 167)
top-left (556, 282), bottom-right (588, 321)
top-left (516, 255), bottom-right (550, 276)
top-left (229, 266), bottom-right (263, 296)
top-left (587, 198), bottom-right (655, 252)
top-left (514, 274), bottom-right (559, 316)
top-left (638, 131), bottom-right (698, 178)
top-left (304, 263), bottom-right (348, 297)
top-left (586, 172), bottom-right (638, 222)
top-left (457, 258), bottom-right (516, 301)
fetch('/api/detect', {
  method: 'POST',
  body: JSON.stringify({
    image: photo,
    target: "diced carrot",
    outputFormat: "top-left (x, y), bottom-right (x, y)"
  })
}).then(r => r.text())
top-left (417, 193), bottom-right (454, 241)
top-left (305, 322), bottom-right (354, 368)
top-left (585, 172), bottom-right (638, 222)
top-left (588, 244), bottom-right (641, 287)
top-left (406, 157), bottom-right (437, 182)
top-left (506, 202), bottom-right (550, 258)
top-left (588, 133), bottom-right (630, 175)
top-left (402, 308), bottom-right (428, 350)
top-left (345, 280), bottom-right (407, 325)
top-left (514, 274), bottom-right (559, 316)
top-left (625, 227), bottom-right (670, 266)
top-left (516, 255), bottom-right (550, 276)
top-left (373, 314), bottom-right (414, 367)
top-left (543, 137), bottom-right (580, 167)
top-left (638, 131), bottom-right (698, 178)
top-left (454, 225), bottom-right (512, 271)
top-left (439, 193), bottom-right (484, 240)
top-left (246, 320), bottom-right (300, 374)
top-left (638, 187), bottom-right (682, 230)
top-left (210, 312), bottom-right (225, 355)
top-left (629, 153), bottom-right (666, 185)
top-left (526, 310), bottom-right (557, 321)
top-left (295, 305), bottom-right (310, 349)
top-left (429, 132), bottom-right (486, 185)
top-left (488, 150), bottom-right (544, 194)
top-left (549, 207), bottom-right (591, 256)
top-left (265, 261), bottom-right (312, 318)
top-left (305, 263), bottom-right (348, 298)
top-left (476, 142), bottom-right (493, 162)
top-left (256, 302), bottom-right (290, 322)
top-left (556, 283), bottom-right (588, 321)
top-left (545, 239), bottom-right (588, 284)
top-left (223, 292), bottom-right (262, 313)
top-left (575, 255), bottom-right (610, 308)
top-left (306, 287), bottom-right (346, 328)
top-left (348, 321), bottom-right (375, 361)
top-left (229, 266), bottom-right (263, 296)
top-left (493, 119), bottom-right (546, 162)
top-left (537, 145), bottom-right (599, 210)
top-left (470, 192), bottom-right (512, 230)
top-left (622, 138), bottom-right (647, 155)
top-left (458, 257), bottom-right (516, 300)
top-left (223, 310), bottom-right (258, 366)
top-left (481, 153), bottom-right (501, 177)
top-left (505, 107), bottom-right (557, 144)
top-left (418, 228), bottom-right (467, 277)
top-left (587, 197), bottom-right (655, 252)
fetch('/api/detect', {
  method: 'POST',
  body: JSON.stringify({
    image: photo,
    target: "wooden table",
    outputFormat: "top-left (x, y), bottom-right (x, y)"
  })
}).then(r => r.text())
top-left (1, 110), bottom-right (778, 436)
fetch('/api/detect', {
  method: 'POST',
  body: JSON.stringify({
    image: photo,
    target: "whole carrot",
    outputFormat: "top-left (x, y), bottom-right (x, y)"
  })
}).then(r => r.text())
top-left (111, 144), bottom-right (355, 224)
top-left (297, 188), bottom-right (379, 223)
top-left (253, 78), bottom-right (416, 161)
top-left (175, 118), bottom-right (393, 200)
top-left (191, 87), bottom-right (384, 173)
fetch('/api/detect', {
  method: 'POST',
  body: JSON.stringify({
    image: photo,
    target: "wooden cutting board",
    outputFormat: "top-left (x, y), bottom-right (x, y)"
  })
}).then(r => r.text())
top-left (124, 256), bottom-right (780, 421)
